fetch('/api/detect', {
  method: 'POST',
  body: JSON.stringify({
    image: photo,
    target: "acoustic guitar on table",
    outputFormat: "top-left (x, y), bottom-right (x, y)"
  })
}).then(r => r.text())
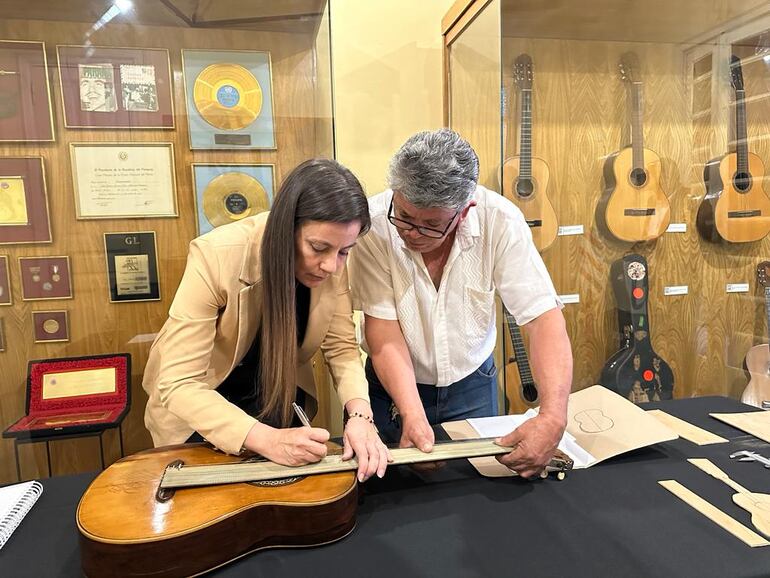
top-left (596, 52), bottom-right (671, 243)
top-left (742, 260), bottom-right (770, 408)
top-left (77, 440), bottom-right (573, 577)
top-left (598, 253), bottom-right (674, 403)
top-left (696, 55), bottom-right (770, 243)
top-left (502, 54), bottom-right (558, 252)
top-left (503, 306), bottom-right (539, 414)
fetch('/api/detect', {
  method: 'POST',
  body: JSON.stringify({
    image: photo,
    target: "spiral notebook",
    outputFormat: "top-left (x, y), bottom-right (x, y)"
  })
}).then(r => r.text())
top-left (0, 480), bottom-right (43, 549)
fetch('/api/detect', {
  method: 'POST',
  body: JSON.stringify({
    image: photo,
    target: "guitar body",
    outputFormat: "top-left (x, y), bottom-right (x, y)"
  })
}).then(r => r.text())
top-left (77, 444), bottom-right (357, 578)
top-left (743, 344), bottom-right (770, 408)
top-left (698, 152), bottom-right (770, 243)
top-left (600, 146), bottom-right (671, 242)
top-left (502, 155), bottom-right (558, 251)
top-left (502, 308), bottom-right (539, 414)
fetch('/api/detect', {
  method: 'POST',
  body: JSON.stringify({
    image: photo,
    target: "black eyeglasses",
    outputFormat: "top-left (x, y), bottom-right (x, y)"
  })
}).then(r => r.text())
top-left (387, 198), bottom-right (461, 239)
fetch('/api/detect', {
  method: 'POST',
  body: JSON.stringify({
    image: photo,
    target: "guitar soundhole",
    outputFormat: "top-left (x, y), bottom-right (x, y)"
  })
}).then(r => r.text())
top-left (734, 172), bottom-right (752, 193)
top-left (629, 168), bottom-right (647, 187)
top-left (516, 178), bottom-right (534, 198)
top-left (522, 383), bottom-right (538, 403)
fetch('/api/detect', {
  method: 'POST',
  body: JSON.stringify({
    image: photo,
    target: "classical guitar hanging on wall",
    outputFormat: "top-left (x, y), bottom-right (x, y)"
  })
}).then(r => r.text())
top-left (696, 55), bottom-right (770, 243)
top-left (742, 261), bottom-right (770, 408)
top-left (598, 253), bottom-right (674, 403)
top-left (502, 53), bottom-right (558, 251)
top-left (596, 52), bottom-right (671, 243)
top-left (503, 306), bottom-right (539, 414)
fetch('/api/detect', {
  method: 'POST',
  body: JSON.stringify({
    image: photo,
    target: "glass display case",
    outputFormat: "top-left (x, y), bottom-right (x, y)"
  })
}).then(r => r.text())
top-left (0, 0), bottom-right (335, 484)
top-left (443, 1), bottom-right (770, 412)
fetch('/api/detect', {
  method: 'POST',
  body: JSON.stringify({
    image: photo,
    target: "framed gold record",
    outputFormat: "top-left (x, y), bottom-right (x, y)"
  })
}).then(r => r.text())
top-left (202, 171), bottom-right (270, 227)
top-left (182, 50), bottom-right (275, 150)
top-left (192, 163), bottom-right (275, 235)
top-left (193, 63), bottom-right (263, 131)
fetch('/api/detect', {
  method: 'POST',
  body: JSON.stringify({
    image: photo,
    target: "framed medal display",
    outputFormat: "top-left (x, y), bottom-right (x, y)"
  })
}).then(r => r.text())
top-left (103, 231), bottom-right (160, 303)
top-left (0, 256), bottom-right (10, 305)
top-left (182, 49), bottom-right (275, 150)
top-left (56, 45), bottom-right (174, 129)
top-left (19, 256), bottom-right (72, 301)
top-left (0, 40), bottom-right (55, 142)
top-left (191, 164), bottom-right (275, 235)
top-left (0, 157), bottom-right (52, 245)
top-left (32, 310), bottom-right (69, 343)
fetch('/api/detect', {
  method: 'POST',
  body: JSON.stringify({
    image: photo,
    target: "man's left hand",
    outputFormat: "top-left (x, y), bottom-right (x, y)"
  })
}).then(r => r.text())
top-left (494, 413), bottom-right (566, 479)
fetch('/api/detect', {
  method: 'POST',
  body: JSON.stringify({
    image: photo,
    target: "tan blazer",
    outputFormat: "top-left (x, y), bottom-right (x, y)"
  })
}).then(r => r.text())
top-left (143, 212), bottom-right (368, 454)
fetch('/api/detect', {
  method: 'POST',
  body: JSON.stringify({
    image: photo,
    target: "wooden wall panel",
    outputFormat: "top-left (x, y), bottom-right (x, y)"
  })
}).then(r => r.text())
top-left (0, 15), bottom-right (331, 484)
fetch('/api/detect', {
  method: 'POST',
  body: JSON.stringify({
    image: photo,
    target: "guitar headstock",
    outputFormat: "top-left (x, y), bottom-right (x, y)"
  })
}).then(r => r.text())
top-left (730, 55), bottom-right (744, 92)
top-left (757, 261), bottom-right (770, 288)
top-left (619, 52), bottom-right (641, 84)
top-left (514, 54), bottom-right (533, 90)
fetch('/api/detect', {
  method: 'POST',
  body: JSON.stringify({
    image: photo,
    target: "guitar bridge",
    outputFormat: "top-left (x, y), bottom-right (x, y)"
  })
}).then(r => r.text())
top-left (623, 208), bottom-right (656, 216)
top-left (728, 210), bottom-right (761, 218)
top-left (526, 219), bottom-right (543, 227)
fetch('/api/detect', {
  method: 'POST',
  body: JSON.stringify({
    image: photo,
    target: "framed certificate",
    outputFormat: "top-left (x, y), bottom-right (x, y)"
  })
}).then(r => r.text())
top-left (104, 231), bottom-right (160, 302)
top-left (19, 256), bottom-right (72, 300)
top-left (0, 157), bottom-right (52, 244)
top-left (56, 45), bottom-right (174, 129)
top-left (70, 143), bottom-right (178, 219)
top-left (0, 255), bottom-right (10, 305)
top-left (191, 163), bottom-right (274, 235)
top-left (182, 49), bottom-right (275, 150)
top-left (32, 310), bottom-right (69, 343)
top-left (0, 40), bottom-right (55, 142)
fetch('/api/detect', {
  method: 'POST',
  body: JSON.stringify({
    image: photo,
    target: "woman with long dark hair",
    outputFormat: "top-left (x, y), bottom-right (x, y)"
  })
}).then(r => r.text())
top-left (143, 159), bottom-right (389, 481)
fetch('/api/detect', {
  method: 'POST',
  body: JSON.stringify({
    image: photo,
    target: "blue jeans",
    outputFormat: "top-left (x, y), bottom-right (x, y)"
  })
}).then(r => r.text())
top-left (366, 354), bottom-right (499, 444)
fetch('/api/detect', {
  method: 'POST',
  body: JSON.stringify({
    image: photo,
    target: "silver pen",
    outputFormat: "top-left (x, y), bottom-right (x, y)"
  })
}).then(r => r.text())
top-left (292, 401), bottom-right (312, 427)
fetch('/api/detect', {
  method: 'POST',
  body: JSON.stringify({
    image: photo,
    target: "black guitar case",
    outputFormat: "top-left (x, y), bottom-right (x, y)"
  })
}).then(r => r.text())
top-left (599, 254), bottom-right (674, 402)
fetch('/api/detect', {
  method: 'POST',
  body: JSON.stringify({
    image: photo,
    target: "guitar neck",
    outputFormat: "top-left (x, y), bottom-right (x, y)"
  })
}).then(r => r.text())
top-left (735, 89), bottom-right (749, 174)
top-left (630, 82), bottom-right (645, 169)
top-left (765, 287), bottom-right (770, 337)
top-left (519, 89), bottom-right (532, 179)
top-left (504, 308), bottom-right (535, 385)
top-left (161, 439), bottom-right (513, 489)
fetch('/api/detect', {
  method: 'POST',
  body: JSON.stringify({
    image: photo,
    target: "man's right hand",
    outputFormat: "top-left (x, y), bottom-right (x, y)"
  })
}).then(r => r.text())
top-left (399, 413), bottom-right (435, 452)
top-left (245, 422), bottom-right (330, 466)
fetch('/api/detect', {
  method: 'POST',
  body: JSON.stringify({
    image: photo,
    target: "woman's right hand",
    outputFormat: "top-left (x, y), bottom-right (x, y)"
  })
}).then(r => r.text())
top-left (244, 421), bottom-right (330, 466)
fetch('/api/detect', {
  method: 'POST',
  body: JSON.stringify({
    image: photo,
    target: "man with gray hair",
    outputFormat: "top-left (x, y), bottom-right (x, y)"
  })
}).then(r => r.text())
top-left (349, 128), bottom-right (572, 479)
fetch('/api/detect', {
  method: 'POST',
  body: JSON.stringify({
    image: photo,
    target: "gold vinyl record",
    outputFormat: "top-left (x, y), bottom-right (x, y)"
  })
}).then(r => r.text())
top-left (202, 172), bottom-right (270, 227)
top-left (193, 63), bottom-right (263, 131)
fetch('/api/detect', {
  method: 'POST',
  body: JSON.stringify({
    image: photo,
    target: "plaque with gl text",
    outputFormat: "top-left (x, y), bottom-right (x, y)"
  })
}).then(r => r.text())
top-left (104, 231), bottom-right (160, 302)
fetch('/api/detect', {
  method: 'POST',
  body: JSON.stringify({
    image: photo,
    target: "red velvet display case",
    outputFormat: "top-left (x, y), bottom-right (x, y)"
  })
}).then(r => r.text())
top-left (3, 353), bottom-right (131, 440)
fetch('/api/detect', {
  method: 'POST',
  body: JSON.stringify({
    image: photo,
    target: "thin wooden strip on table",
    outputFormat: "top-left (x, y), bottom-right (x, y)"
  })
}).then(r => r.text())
top-left (658, 480), bottom-right (770, 548)
top-left (647, 409), bottom-right (728, 445)
top-left (710, 412), bottom-right (770, 444)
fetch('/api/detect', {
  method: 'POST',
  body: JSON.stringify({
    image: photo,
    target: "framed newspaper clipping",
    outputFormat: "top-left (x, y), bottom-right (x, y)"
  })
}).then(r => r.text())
top-left (57, 45), bottom-right (174, 129)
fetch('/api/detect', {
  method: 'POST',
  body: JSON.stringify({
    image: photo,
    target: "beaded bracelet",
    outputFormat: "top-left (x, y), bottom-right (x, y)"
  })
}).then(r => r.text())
top-left (348, 412), bottom-right (375, 424)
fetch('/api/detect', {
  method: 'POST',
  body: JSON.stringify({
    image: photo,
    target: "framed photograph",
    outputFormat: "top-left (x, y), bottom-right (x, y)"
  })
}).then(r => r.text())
top-left (56, 45), bottom-right (174, 129)
top-left (192, 163), bottom-right (274, 235)
top-left (182, 49), bottom-right (275, 150)
top-left (0, 157), bottom-right (52, 245)
top-left (19, 256), bottom-right (72, 301)
top-left (0, 40), bottom-right (55, 142)
top-left (32, 310), bottom-right (69, 343)
top-left (104, 231), bottom-right (160, 303)
top-left (70, 142), bottom-right (178, 219)
top-left (0, 256), bottom-right (10, 305)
